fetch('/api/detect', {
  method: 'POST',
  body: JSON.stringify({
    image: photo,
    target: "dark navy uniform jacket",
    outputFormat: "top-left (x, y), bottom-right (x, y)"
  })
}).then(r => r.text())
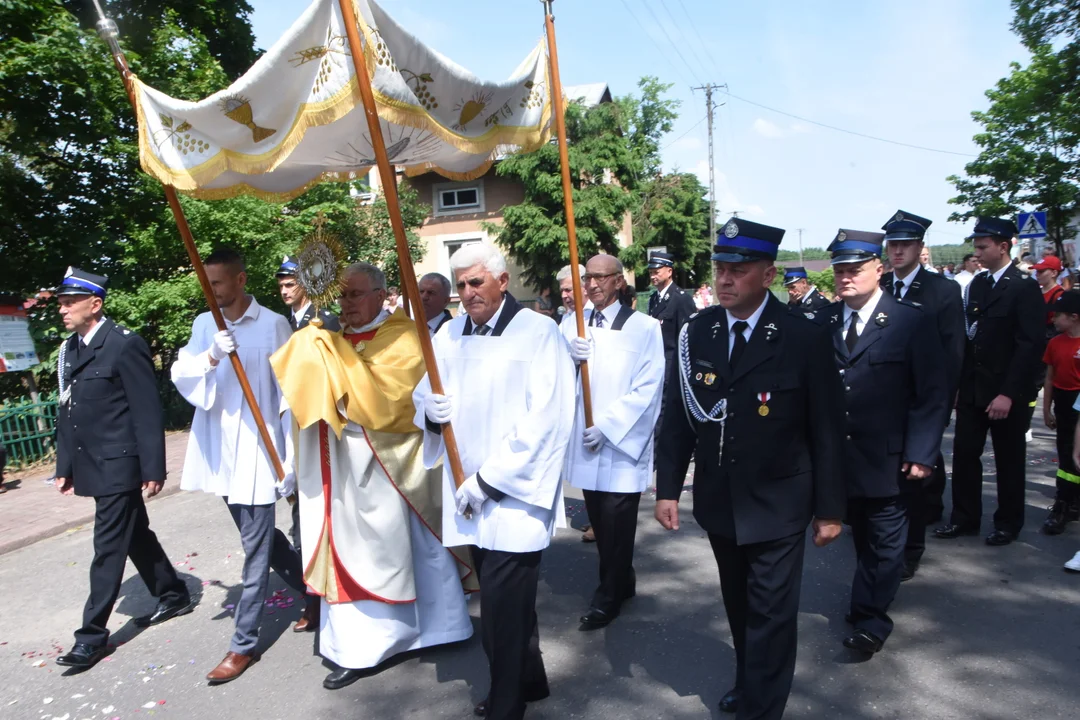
top-left (55, 319), bottom-right (166, 497)
top-left (290, 303), bottom-right (341, 332)
top-left (649, 283), bottom-right (697, 367)
top-left (959, 265), bottom-right (1045, 409)
top-left (790, 287), bottom-right (830, 312)
top-left (815, 293), bottom-right (949, 498)
top-left (655, 293), bottom-right (847, 544)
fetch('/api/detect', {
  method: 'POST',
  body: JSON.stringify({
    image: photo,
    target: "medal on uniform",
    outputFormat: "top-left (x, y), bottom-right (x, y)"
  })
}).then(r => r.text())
top-left (758, 391), bottom-right (771, 416)
top-left (704, 372), bottom-right (716, 386)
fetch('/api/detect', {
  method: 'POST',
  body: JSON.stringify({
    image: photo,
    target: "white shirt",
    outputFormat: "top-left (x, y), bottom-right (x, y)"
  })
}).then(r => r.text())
top-left (426, 308), bottom-right (449, 336)
top-left (292, 301), bottom-right (311, 327)
top-left (989, 264), bottom-right (1010, 285)
top-left (843, 288), bottom-right (884, 338)
top-left (892, 266), bottom-right (919, 299)
top-left (171, 297), bottom-right (293, 506)
top-left (953, 269), bottom-right (975, 293)
top-left (655, 281), bottom-right (672, 302)
top-left (79, 317), bottom-right (109, 345)
top-left (560, 301), bottom-right (594, 325)
top-left (726, 293), bottom-right (769, 360)
top-left (589, 300), bottom-right (621, 328)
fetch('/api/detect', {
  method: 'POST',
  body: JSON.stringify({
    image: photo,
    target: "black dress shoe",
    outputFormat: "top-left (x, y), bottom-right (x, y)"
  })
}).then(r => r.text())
top-left (844, 613), bottom-right (855, 625)
top-left (56, 643), bottom-right (107, 669)
top-left (933, 524), bottom-right (978, 539)
top-left (1043, 501), bottom-right (1068, 535)
top-left (323, 667), bottom-right (365, 690)
top-left (718, 688), bottom-right (741, 713)
top-left (135, 596), bottom-right (195, 628)
top-left (578, 607), bottom-right (616, 630)
top-left (474, 686), bottom-right (550, 717)
top-left (985, 530), bottom-right (1017, 546)
top-left (900, 562), bottom-right (917, 582)
top-left (843, 629), bottom-right (884, 654)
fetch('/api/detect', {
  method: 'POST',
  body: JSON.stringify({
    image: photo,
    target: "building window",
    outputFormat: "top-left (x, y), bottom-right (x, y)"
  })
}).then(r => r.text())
top-left (434, 181), bottom-right (485, 216)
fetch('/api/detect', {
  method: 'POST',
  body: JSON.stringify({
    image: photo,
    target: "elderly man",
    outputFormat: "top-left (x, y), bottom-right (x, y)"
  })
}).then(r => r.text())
top-left (419, 272), bottom-right (454, 336)
top-left (783, 266), bottom-right (829, 311)
top-left (655, 218), bottom-right (845, 719)
top-left (414, 244), bottom-right (576, 720)
top-left (557, 264), bottom-right (591, 323)
top-left (270, 262), bottom-right (474, 690)
top-left (171, 249), bottom-right (303, 684)
top-left (563, 254), bottom-right (664, 629)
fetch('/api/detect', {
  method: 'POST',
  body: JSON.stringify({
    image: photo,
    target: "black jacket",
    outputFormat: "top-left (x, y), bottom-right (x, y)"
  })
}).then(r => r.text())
top-left (881, 266), bottom-right (965, 400)
top-left (816, 294), bottom-right (949, 498)
top-left (289, 303), bottom-right (341, 332)
top-left (789, 287), bottom-right (831, 312)
top-left (648, 283), bottom-right (697, 366)
top-left (959, 265), bottom-right (1045, 409)
top-left (655, 293), bottom-right (847, 544)
top-left (430, 308), bottom-right (453, 335)
top-left (55, 320), bottom-right (166, 497)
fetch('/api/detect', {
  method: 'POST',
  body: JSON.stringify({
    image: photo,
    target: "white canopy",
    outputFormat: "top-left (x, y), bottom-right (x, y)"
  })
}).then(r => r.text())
top-left (132, 0), bottom-right (552, 200)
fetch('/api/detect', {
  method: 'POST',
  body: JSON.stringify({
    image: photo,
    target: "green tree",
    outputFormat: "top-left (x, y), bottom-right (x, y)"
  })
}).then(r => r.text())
top-left (625, 172), bottom-right (712, 287)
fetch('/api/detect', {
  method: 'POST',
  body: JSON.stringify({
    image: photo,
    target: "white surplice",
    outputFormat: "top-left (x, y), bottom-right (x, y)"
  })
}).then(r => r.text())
top-left (413, 302), bottom-right (576, 553)
top-left (171, 297), bottom-right (292, 506)
top-left (561, 305), bottom-right (665, 493)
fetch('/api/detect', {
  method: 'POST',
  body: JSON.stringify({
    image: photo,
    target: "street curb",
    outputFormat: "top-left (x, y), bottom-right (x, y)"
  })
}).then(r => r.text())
top-left (0, 482), bottom-right (183, 557)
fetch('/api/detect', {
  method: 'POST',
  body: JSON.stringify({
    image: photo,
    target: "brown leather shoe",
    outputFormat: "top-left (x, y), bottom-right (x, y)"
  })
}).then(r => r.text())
top-left (293, 597), bottom-right (319, 633)
top-left (206, 652), bottom-right (256, 684)
top-left (581, 525), bottom-right (596, 543)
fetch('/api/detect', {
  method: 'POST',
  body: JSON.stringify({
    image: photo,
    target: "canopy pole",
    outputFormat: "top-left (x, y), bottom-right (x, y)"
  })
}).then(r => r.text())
top-left (542, 0), bottom-right (593, 427)
top-left (89, 2), bottom-right (287, 484)
top-left (336, 0), bottom-right (469, 499)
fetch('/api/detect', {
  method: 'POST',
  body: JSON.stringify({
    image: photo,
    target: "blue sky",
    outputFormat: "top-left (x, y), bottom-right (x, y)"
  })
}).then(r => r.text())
top-left (247, 0), bottom-right (1025, 251)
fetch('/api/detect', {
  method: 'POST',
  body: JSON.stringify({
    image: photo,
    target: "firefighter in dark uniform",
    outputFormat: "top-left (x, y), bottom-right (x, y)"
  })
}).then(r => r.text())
top-left (935, 217), bottom-right (1045, 546)
top-left (655, 218), bottom-right (846, 719)
top-left (879, 210), bottom-right (965, 579)
top-left (782, 266), bottom-right (830, 311)
top-left (53, 268), bottom-right (193, 670)
top-left (276, 255), bottom-right (341, 332)
top-left (647, 251), bottom-right (697, 370)
top-left (818, 230), bottom-right (948, 655)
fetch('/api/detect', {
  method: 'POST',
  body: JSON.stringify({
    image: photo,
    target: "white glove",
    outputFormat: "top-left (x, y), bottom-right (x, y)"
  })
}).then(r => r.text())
top-left (583, 426), bottom-right (605, 451)
top-left (568, 336), bottom-right (592, 363)
top-left (455, 474), bottom-right (487, 516)
top-left (276, 471), bottom-right (296, 499)
top-left (208, 329), bottom-right (238, 361)
top-left (424, 393), bottom-right (453, 424)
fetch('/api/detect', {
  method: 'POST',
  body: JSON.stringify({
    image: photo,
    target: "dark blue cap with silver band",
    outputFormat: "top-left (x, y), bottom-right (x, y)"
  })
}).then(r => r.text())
top-left (56, 266), bottom-right (108, 298)
top-left (967, 216), bottom-right (1018, 241)
top-left (712, 217), bottom-right (785, 263)
top-left (828, 229), bottom-right (886, 265)
top-left (882, 209), bottom-right (932, 242)
top-left (647, 251), bottom-right (675, 269)
top-left (783, 266), bottom-right (808, 285)
top-left (276, 255), bottom-right (300, 277)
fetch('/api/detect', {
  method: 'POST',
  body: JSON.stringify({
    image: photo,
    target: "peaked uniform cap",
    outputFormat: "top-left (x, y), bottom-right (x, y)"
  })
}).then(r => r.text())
top-left (712, 217), bottom-right (785, 263)
top-left (276, 255), bottom-right (300, 277)
top-left (829, 229), bottom-right (886, 265)
top-left (967, 216), bottom-right (1018, 240)
top-left (882, 209), bottom-right (932, 242)
top-left (56, 267), bottom-right (108, 298)
top-left (783, 266), bottom-right (809, 285)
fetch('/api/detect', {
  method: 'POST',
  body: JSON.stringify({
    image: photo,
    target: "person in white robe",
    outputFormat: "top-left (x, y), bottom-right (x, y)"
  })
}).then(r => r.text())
top-left (170, 249), bottom-right (303, 684)
top-left (414, 244), bottom-right (576, 720)
top-left (563, 254), bottom-right (664, 630)
top-left (269, 262), bottom-right (475, 691)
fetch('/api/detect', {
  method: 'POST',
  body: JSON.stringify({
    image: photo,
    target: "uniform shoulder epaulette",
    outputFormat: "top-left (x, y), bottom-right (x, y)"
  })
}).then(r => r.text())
top-left (688, 305), bottom-right (720, 322)
top-left (112, 324), bottom-right (133, 336)
top-left (897, 298), bottom-right (925, 310)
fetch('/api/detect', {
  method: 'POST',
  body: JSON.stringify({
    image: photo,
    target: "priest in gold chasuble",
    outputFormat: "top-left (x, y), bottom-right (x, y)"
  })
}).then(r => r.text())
top-left (270, 261), bottom-right (475, 690)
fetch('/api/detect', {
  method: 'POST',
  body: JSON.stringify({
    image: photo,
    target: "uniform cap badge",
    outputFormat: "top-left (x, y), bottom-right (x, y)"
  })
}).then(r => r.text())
top-left (723, 221), bottom-right (740, 239)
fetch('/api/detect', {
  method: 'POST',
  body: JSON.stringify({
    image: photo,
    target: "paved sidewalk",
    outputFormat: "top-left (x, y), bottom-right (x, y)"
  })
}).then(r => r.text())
top-left (0, 432), bottom-right (189, 556)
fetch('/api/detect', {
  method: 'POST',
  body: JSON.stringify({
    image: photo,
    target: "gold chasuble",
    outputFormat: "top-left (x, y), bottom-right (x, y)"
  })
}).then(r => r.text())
top-left (270, 310), bottom-right (476, 603)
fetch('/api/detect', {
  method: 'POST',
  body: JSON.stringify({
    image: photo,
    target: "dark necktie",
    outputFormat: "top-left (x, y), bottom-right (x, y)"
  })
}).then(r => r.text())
top-left (474, 323), bottom-right (491, 336)
top-left (729, 321), bottom-right (749, 368)
top-left (894, 280), bottom-right (904, 299)
top-left (987, 275), bottom-right (996, 290)
top-left (592, 311), bottom-right (604, 328)
top-left (649, 292), bottom-right (659, 313)
top-left (845, 314), bottom-right (860, 353)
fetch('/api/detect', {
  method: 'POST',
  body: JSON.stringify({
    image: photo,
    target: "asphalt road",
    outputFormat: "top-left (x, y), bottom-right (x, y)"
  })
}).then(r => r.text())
top-left (3, 423), bottom-right (1080, 720)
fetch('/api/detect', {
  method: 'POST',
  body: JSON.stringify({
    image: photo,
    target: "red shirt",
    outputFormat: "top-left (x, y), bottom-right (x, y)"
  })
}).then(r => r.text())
top-left (1043, 333), bottom-right (1080, 390)
top-left (1044, 285), bottom-right (1065, 327)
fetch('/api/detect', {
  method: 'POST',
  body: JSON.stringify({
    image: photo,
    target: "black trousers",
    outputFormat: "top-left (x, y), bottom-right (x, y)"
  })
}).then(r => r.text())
top-left (1052, 388), bottom-right (1080, 502)
top-left (902, 464), bottom-right (932, 566)
top-left (951, 400), bottom-right (1028, 534)
top-left (581, 489), bottom-right (640, 614)
top-left (473, 548), bottom-right (548, 720)
top-left (708, 531), bottom-right (805, 720)
top-left (922, 453), bottom-right (948, 521)
top-left (848, 496), bottom-right (907, 643)
top-left (76, 490), bottom-right (188, 647)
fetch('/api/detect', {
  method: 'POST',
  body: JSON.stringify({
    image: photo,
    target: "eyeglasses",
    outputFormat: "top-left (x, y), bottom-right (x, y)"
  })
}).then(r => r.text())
top-left (340, 290), bottom-right (376, 302)
top-left (583, 272), bottom-right (620, 282)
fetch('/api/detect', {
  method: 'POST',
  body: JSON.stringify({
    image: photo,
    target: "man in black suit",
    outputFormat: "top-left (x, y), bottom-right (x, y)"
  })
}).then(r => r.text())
top-left (276, 255), bottom-right (341, 332)
top-left (820, 230), bottom-right (948, 655)
top-left (936, 217), bottom-right (1045, 546)
top-left (655, 218), bottom-right (846, 719)
top-left (52, 268), bottom-right (193, 670)
top-left (419, 272), bottom-right (454, 336)
top-left (647, 251), bottom-right (697, 371)
top-left (783, 266), bottom-right (829, 311)
top-left (879, 210), bottom-right (965, 578)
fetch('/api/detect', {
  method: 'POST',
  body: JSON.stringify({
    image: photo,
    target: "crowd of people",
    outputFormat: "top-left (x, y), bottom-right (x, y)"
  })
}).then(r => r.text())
top-left (44, 205), bottom-right (1080, 720)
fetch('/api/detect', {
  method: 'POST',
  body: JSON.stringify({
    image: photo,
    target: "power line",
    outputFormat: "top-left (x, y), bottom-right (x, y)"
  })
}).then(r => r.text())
top-left (662, 114), bottom-right (708, 150)
top-left (674, 0), bottom-right (723, 72)
top-left (724, 90), bottom-right (978, 158)
top-left (657, 0), bottom-right (710, 77)
top-left (617, 0), bottom-right (695, 86)
top-left (633, 0), bottom-right (703, 85)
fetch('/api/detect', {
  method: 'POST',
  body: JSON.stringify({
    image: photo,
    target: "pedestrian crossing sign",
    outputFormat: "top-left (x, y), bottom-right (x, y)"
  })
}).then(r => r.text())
top-left (1018, 211), bottom-right (1047, 239)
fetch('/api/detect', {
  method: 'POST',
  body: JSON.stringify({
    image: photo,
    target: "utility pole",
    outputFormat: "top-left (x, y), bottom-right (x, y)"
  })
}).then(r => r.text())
top-left (796, 228), bottom-right (804, 264)
top-left (692, 83), bottom-right (726, 243)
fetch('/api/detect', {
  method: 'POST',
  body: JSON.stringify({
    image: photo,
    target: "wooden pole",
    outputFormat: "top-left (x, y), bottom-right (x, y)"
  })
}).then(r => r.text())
top-left (336, 0), bottom-right (468, 495)
top-left (542, 0), bottom-right (593, 426)
top-left (90, 4), bottom-right (286, 483)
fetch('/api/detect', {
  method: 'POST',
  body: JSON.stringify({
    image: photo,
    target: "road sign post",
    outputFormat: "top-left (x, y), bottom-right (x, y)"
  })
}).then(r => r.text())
top-left (1018, 211), bottom-right (1048, 240)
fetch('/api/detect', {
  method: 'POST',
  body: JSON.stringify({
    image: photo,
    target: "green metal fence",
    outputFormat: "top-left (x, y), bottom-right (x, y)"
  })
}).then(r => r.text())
top-left (1, 398), bottom-right (58, 470)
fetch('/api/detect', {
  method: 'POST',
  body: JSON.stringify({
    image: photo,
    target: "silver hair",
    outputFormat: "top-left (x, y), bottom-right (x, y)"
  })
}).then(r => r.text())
top-left (344, 262), bottom-right (386, 290)
top-left (556, 264), bottom-right (586, 282)
top-left (419, 272), bottom-right (452, 297)
top-left (449, 243), bottom-right (507, 277)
